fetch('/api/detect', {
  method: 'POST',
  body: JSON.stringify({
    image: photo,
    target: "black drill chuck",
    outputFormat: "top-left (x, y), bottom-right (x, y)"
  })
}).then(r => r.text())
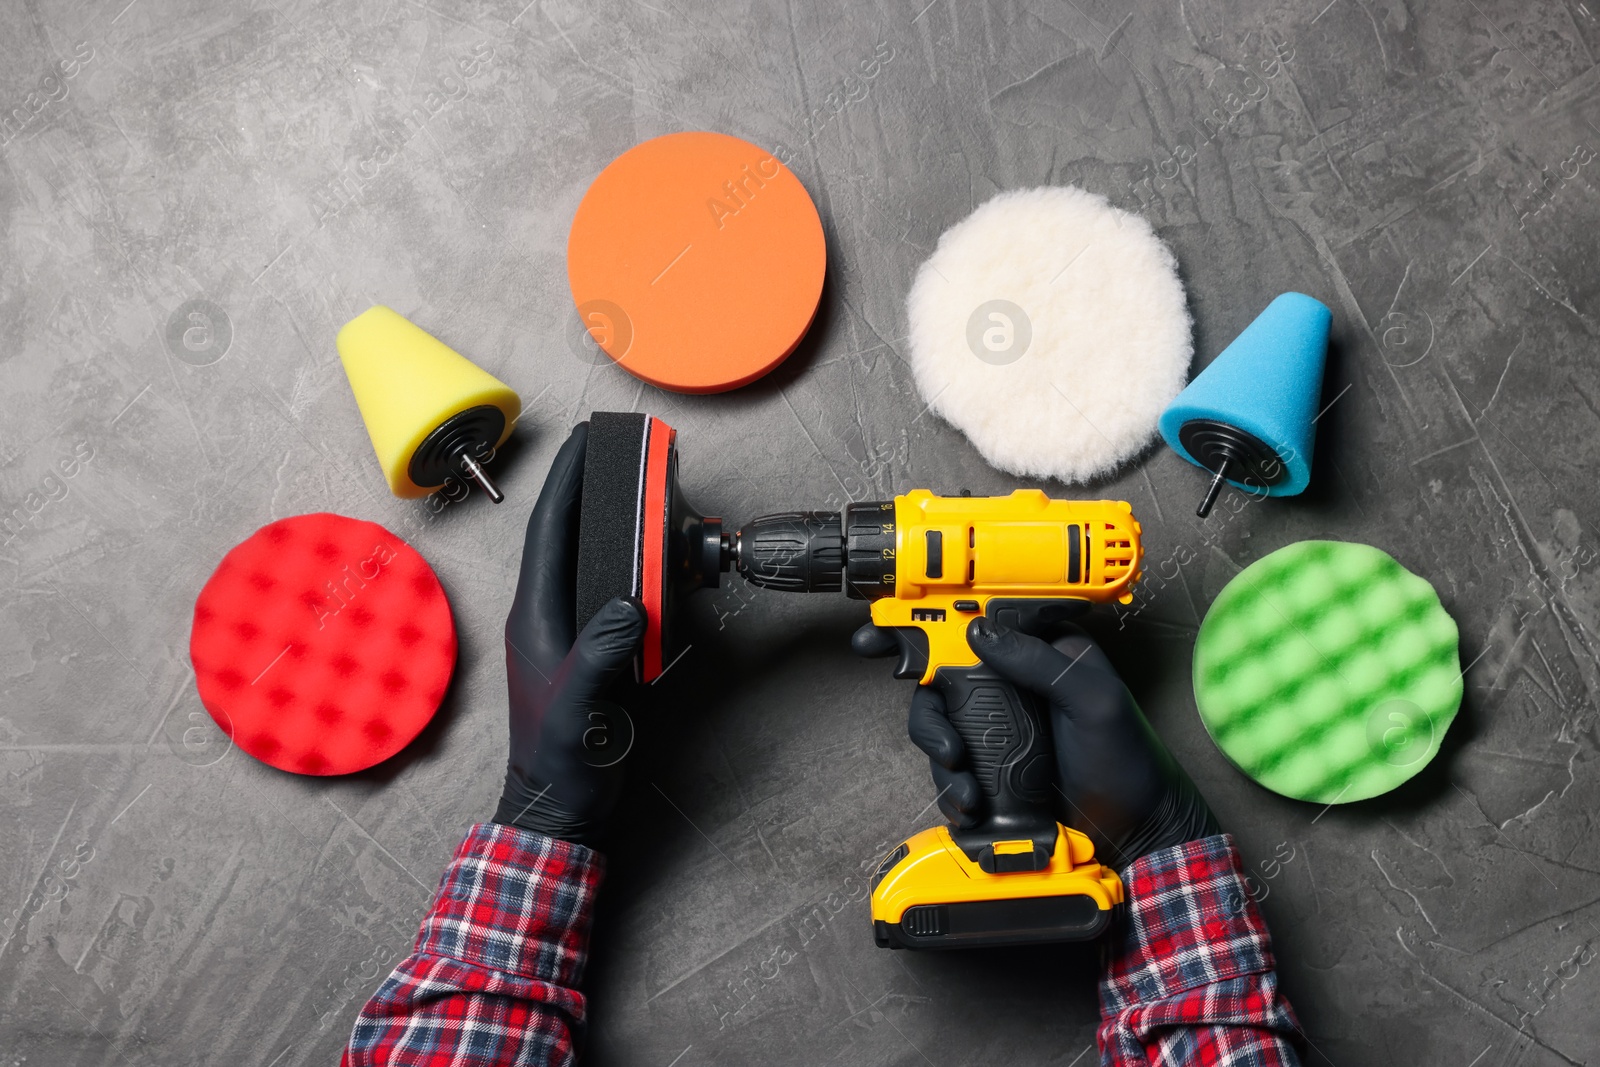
top-left (720, 502), bottom-right (896, 599)
top-left (724, 511), bottom-right (843, 591)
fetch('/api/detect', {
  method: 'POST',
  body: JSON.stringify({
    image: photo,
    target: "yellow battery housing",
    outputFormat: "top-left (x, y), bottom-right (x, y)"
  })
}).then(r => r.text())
top-left (869, 823), bottom-right (1124, 949)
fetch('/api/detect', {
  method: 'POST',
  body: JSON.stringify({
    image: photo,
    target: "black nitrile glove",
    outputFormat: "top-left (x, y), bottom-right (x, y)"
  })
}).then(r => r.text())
top-left (494, 423), bottom-right (647, 848)
top-left (884, 619), bottom-right (1218, 871)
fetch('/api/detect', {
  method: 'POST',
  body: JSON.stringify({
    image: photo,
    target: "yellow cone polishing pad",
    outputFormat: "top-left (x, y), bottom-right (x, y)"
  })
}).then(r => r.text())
top-left (1193, 541), bottom-right (1462, 804)
top-left (337, 306), bottom-right (521, 501)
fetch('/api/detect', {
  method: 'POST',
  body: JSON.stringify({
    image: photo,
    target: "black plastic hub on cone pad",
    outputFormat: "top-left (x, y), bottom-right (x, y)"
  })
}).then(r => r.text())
top-left (408, 405), bottom-right (506, 489)
top-left (1177, 419), bottom-right (1287, 490)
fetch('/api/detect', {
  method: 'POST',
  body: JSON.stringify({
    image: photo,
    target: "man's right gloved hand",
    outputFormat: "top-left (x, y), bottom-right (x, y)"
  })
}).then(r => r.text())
top-left (495, 423), bottom-right (647, 849)
top-left (897, 619), bottom-right (1219, 870)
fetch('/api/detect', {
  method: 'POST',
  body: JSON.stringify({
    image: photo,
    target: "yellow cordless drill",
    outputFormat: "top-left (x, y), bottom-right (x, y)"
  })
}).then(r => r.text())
top-left (715, 489), bottom-right (1144, 949)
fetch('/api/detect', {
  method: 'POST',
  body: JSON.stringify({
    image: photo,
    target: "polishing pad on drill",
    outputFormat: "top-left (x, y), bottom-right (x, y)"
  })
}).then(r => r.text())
top-left (575, 412), bottom-right (722, 681)
top-left (337, 306), bottom-right (521, 501)
top-left (567, 132), bottom-right (826, 393)
top-left (1193, 541), bottom-right (1461, 804)
top-left (189, 513), bottom-right (457, 775)
top-left (904, 187), bottom-right (1192, 484)
top-left (1159, 292), bottom-right (1331, 517)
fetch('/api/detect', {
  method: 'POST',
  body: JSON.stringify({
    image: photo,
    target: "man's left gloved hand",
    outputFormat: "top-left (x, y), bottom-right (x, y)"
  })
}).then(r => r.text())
top-left (494, 423), bottom-right (646, 849)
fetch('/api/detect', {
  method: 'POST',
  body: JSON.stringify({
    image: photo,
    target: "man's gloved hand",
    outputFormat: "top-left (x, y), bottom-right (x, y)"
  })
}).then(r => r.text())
top-left (873, 618), bottom-right (1218, 870)
top-left (494, 423), bottom-right (646, 849)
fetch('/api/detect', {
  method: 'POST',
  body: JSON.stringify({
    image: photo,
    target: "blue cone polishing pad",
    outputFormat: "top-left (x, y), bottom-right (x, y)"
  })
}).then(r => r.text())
top-left (1159, 292), bottom-right (1331, 515)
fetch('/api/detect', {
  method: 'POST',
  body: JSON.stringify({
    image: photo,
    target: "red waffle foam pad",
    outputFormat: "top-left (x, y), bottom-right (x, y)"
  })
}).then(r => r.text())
top-left (189, 513), bottom-right (456, 775)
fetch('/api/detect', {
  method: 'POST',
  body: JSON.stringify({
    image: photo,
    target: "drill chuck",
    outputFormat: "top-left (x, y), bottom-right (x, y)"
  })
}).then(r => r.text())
top-left (724, 511), bottom-right (843, 592)
top-left (720, 502), bottom-right (896, 599)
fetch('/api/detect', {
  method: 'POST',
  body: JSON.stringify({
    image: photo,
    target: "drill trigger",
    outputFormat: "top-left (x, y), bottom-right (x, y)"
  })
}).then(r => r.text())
top-left (890, 627), bottom-right (930, 680)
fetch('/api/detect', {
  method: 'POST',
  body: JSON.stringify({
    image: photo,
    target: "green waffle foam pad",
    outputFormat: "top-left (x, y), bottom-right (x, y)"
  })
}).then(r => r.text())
top-left (1193, 540), bottom-right (1461, 804)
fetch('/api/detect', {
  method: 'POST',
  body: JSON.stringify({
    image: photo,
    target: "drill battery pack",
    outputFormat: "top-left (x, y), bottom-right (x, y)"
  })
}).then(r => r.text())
top-left (869, 823), bottom-right (1123, 949)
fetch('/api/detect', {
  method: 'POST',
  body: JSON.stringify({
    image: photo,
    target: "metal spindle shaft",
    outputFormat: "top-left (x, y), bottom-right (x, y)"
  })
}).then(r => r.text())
top-left (459, 451), bottom-right (504, 503)
top-left (1197, 455), bottom-right (1231, 518)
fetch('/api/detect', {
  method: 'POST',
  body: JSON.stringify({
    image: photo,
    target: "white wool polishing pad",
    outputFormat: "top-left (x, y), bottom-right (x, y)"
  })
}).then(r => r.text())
top-left (905, 187), bottom-right (1192, 484)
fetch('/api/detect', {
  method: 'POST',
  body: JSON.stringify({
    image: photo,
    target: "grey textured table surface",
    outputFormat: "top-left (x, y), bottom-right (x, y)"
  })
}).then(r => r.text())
top-left (4, 0), bottom-right (1600, 1064)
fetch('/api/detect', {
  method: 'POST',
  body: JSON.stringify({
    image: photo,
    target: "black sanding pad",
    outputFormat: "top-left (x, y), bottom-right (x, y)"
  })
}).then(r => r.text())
top-left (576, 412), bottom-right (675, 680)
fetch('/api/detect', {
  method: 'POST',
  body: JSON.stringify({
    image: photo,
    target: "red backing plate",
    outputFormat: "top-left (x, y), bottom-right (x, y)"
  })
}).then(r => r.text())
top-left (640, 417), bottom-right (674, 680)
top-left (189, 513), bottom-right (456, 775)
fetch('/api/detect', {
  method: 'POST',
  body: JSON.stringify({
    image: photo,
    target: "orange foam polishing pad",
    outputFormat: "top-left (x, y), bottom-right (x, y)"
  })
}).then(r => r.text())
top-left (567, 131), bottom-right (826, 393)
top-left (189, 513), bottom-right (456, 775)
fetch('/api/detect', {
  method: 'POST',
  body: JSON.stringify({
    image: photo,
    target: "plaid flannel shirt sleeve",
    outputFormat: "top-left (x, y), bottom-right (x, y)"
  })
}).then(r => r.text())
top-left (1098, 834), bottom-right (1304, 1066)
top-left (342, 822), bottom-right (603, 1067)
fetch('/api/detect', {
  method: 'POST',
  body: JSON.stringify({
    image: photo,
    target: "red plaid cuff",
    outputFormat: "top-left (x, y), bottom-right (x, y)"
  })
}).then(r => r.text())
top-left (1098, 834), bottom-right (1302, 1065)
top-left (344, 823), bottom-right (604, 1066)
top-left (418, 822), bottom-right (604, 988)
